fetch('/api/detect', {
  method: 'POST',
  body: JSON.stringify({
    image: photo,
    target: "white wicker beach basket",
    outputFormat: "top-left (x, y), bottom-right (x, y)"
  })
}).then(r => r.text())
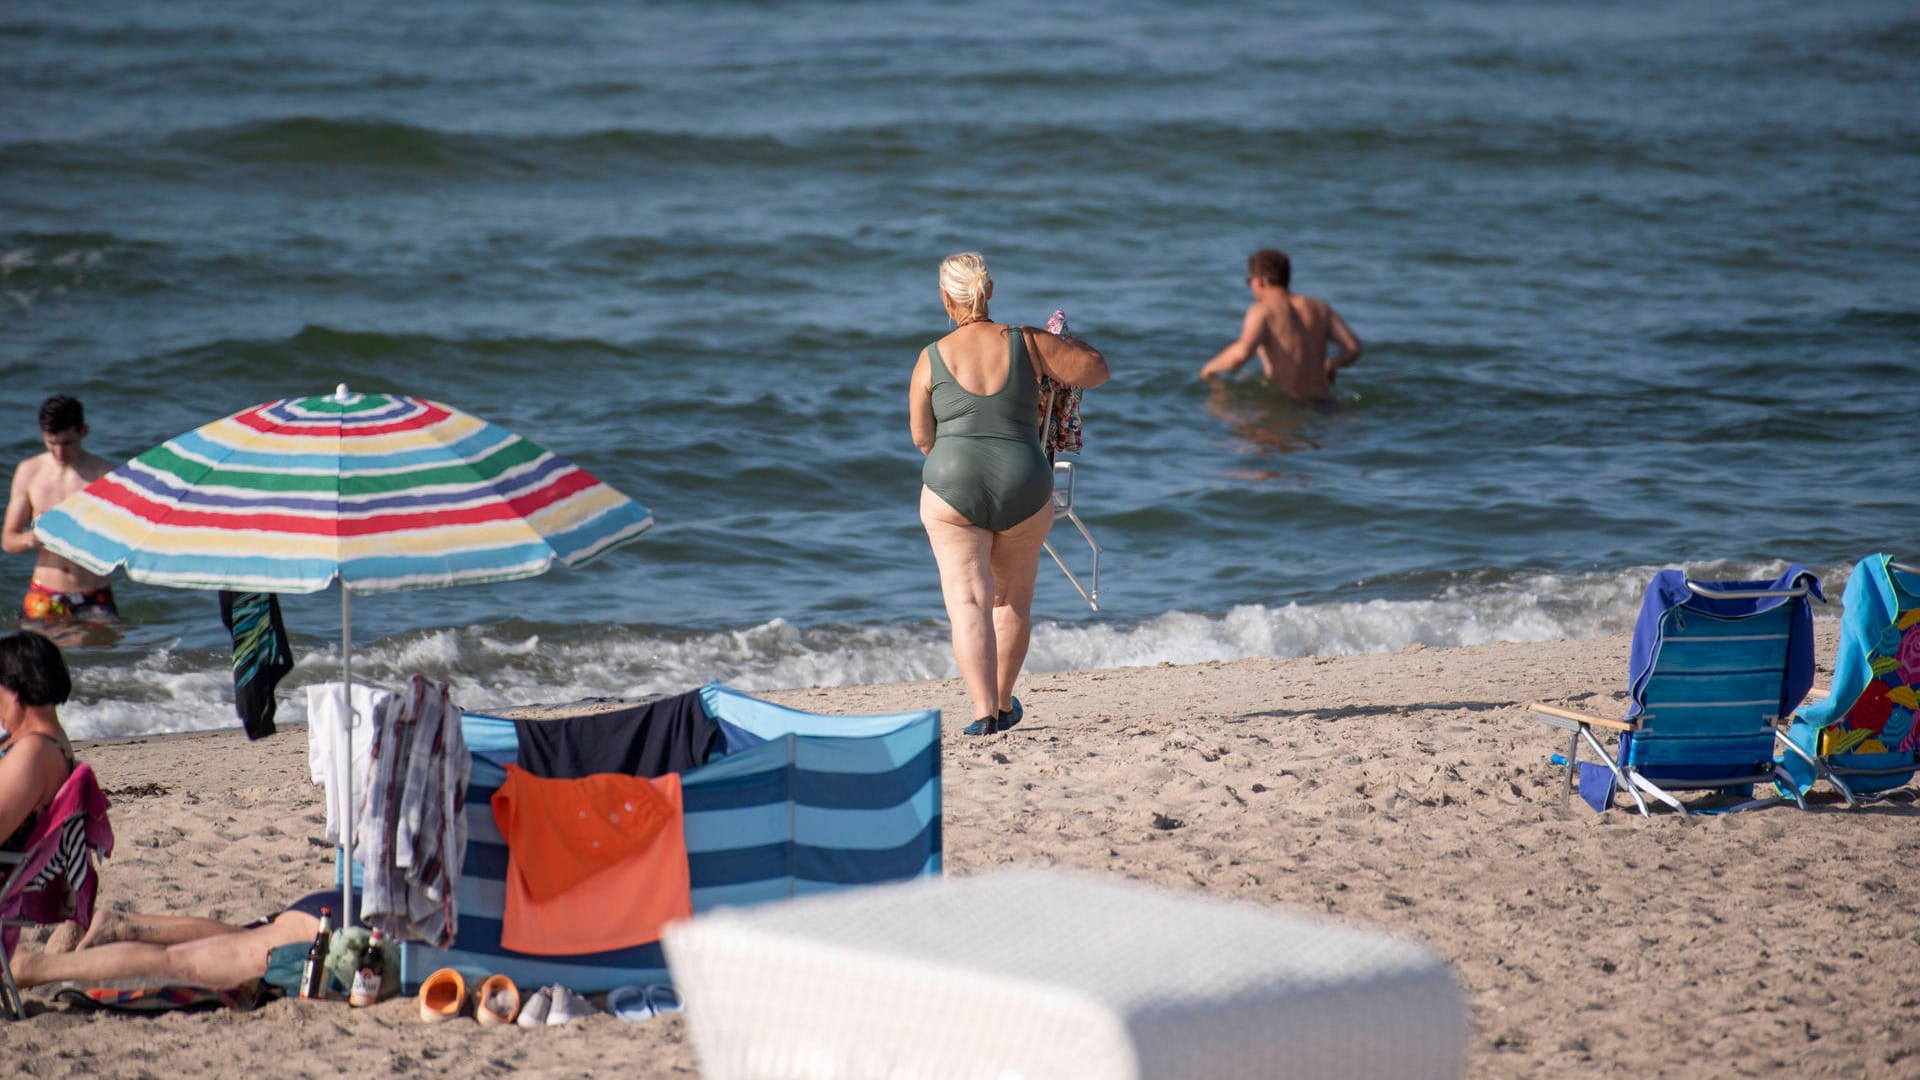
top-left (663, 868), bottom-right (1467, 1080)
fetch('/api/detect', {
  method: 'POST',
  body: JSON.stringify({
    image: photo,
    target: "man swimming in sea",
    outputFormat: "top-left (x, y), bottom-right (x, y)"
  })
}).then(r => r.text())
top-left (4, 396), bottom-right (118, 623)
top-left (1198, 248), bottom-right (1363, 402)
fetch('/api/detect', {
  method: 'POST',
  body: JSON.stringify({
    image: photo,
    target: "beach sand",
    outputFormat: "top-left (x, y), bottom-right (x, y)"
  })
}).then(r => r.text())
top-left (6, 626), bottom-right (1918, 1078)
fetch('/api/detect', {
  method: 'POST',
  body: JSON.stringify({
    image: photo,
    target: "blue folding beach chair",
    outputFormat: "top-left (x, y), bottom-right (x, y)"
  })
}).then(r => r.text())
top-left (1776, 555), bottom-right (1920, 807)
top-left (1528, 566), bottom-right (1823, 816)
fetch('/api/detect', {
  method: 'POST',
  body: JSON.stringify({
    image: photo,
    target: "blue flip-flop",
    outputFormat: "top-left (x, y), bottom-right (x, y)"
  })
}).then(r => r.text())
top-left (607, 983), bottom-right (682, 1022)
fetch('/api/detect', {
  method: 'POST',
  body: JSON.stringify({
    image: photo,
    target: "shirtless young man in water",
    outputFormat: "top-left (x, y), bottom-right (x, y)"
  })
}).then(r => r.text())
top-left (1198, 249), bottom-right (1362, 402)
top-left (4, 396), bottom-right (118, 622)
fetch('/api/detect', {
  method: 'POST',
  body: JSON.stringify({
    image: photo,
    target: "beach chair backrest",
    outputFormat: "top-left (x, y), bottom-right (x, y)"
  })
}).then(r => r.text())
top-left (1628, 588), bottom-right (1805, 773)
top-left (1817, 559), bottom-right (1920, 781)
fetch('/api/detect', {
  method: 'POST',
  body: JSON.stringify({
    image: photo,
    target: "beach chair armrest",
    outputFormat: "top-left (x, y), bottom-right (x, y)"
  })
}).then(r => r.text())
top-left (1526, 702), bottom-right (1634, 732)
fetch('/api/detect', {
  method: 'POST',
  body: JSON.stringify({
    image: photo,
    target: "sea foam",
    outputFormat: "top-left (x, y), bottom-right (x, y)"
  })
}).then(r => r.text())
top-left (57, 560), bottom-right (1844, 742)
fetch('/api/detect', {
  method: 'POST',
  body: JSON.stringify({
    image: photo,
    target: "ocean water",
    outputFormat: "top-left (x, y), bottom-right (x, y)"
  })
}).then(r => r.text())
top-left (3, 0), bottom-right (1915, 739)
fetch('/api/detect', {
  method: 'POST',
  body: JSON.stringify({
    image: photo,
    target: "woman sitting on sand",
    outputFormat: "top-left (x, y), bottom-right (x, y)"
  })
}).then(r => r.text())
top-left (909, 252), bottom-right (1108, 735)
top-left (0, 630), bottom-right (79, 851)
top-left (0, 626), bottom-right (336, 990)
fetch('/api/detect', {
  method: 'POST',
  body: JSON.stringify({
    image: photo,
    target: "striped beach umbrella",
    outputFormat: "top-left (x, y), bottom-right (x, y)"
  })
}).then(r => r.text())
top-left (33, 385), bottom-right (655, 927)
top-left (34, 386), bottom-right (653, 593)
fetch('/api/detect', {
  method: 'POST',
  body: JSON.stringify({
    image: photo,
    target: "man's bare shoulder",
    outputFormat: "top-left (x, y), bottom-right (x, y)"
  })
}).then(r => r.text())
top-left (78, 451), bottom-right (113, 482)
top-left (11, 452), bottom-right (53, 484)
top-left (1291, 293), bottom-right (1332, 319)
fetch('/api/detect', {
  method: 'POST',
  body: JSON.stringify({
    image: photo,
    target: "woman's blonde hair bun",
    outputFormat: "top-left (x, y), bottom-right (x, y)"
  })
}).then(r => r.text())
top-left (938, 252), bottom-right (993, 318)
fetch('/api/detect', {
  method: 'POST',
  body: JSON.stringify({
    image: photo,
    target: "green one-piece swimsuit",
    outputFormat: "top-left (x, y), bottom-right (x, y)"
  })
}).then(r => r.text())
top-left (922, 329), bottom-right (1053, 532)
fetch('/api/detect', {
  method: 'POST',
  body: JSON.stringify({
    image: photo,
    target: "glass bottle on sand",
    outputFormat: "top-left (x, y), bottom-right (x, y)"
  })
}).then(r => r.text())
top-left (349, 929), bottom-right (386, 1007)
top-left (299, 907), bottom-right (334, 1000)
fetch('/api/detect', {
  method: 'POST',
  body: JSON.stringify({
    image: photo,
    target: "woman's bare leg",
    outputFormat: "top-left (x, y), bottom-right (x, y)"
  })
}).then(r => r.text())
top-left (989, 503), bottom-right (1054, 713)
top-left (12, 911), bottom-right (316, 989)
top-left (921, 487), bottom-right (999, 721)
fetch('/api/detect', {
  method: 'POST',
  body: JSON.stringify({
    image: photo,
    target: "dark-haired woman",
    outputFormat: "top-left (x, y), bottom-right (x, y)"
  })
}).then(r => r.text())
top-left (0, 630), bottom-right (77, 851)
top-left (1, 629), bottom-right (331, 991)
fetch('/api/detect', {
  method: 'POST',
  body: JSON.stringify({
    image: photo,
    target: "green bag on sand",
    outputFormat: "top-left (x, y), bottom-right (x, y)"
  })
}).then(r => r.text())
top-left (328, 927), bottom-right (401, 1001)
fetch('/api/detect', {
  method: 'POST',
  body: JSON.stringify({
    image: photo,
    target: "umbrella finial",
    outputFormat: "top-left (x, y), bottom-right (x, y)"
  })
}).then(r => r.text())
top-left (334, 383), bottom-right (351, 402)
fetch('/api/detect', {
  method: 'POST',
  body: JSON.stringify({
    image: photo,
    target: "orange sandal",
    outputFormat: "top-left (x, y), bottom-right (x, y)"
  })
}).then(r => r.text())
top-left (477, 974), bottom-right (521, 1026)
top-left (418, 968), bottom-right (466, 1023)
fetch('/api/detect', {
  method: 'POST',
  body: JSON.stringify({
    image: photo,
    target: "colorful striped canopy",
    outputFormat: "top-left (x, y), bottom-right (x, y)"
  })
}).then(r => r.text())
top-left (34, 389), bottom-right (654, 594)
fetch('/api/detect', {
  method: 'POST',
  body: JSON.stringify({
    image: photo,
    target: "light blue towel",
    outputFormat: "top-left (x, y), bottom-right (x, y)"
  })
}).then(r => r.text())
top-left (1780, 555), bottom-right (1920, 795)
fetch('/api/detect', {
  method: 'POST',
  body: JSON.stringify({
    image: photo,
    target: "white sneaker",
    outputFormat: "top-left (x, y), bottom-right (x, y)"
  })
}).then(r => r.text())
top-left (516, 986), bottom-right (552, 1028)
top-left (546, 984), bottom-right (600, 1025)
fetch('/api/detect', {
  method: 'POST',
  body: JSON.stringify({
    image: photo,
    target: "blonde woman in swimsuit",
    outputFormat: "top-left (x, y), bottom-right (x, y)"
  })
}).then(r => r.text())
top-left (909, 253), bottom-right (1109, 735)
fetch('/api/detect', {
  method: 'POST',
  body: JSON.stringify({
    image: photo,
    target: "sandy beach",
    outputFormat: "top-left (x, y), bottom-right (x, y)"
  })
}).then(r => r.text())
top-left (4, 626), bottom-right (1917, 1078)
top-left (11, 2), bottom-right (1912, 1076)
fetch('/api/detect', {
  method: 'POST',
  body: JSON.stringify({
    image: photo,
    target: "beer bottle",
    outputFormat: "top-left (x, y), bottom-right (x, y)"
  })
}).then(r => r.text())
top-left (348, 929), bottom-right (386, 1007)
top-left (298, 907), bottom-right (334, 1001)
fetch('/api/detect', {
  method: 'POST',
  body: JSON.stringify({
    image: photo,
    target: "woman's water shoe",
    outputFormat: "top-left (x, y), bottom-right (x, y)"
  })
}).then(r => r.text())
top-left (996, 698), bottom-right (1023, 731)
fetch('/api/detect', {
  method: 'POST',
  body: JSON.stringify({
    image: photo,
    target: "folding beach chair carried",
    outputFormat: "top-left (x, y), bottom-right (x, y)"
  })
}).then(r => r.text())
top-left (1037, 309), bottom-right (1102, 611)
top-left (1528, 567), bottom-right (1822, 816)
top-left (1042, 461), bottom-right (1101, 610)
top-left (1777, 555), bottom-right (1920, 807)
top-left (0, 763), bottom-right (114, 1019)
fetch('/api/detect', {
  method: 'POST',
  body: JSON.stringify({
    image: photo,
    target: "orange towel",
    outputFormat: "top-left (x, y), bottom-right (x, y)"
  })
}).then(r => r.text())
top-left (490, 767), bottom-right (674, 901)
top-left (491, 769), bottom-right (691, 955)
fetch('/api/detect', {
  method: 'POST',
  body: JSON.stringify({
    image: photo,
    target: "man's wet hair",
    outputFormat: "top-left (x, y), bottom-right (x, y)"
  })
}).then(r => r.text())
top-left (38, 395), bottom-right (84, 435)
top-left (1248, 249), bottom-right (1292, 289)
top-left (0, 630), bottom-right (72, 707)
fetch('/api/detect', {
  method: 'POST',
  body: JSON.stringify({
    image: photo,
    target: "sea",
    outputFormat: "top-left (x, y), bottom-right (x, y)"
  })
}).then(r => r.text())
top-left (3, 1), bottom-right (1915, 740)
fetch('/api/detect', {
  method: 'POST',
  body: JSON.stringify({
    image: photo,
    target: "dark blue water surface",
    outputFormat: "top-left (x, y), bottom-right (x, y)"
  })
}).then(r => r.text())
top-left (3, 1), bottom-right (1916, 735)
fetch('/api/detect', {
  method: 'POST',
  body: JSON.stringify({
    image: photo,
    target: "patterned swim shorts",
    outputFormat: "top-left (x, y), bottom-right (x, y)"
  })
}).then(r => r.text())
top-left (22, 581), bottom-right (119, 622)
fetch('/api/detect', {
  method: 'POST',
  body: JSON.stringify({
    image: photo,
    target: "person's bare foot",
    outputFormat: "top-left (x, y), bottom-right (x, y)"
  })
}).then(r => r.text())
top-left (42, 920), bottom-right (84, 954)
top-left (75, 910), bottom-right (133, 951)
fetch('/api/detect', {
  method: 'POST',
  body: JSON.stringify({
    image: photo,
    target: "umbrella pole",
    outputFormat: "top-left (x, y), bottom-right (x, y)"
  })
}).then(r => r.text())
top-left (340, 586), bottom-right (355, 929)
